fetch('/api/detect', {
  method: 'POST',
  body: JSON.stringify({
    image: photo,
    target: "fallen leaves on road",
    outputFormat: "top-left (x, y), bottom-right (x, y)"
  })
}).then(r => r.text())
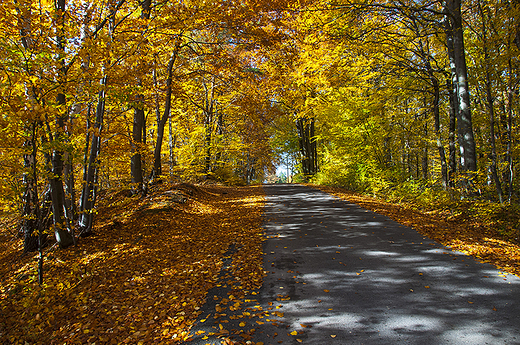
top-left (0, 183), bottom-right (265, 344)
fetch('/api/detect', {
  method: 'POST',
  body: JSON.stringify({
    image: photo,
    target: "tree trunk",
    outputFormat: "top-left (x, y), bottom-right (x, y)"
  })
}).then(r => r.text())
top-left (168, 116), bottom-right (176, 174)
top-left (477, 0), bottom-right (503, 202)
top-left (432, 76), bottom-right (448, 189)
top-left (202, 78), bottom-right (216, 176)
top-left (421, 37), bottom-right (448, 188)
top-left (21, 122), bottom-right (39, 252)
top-left (50, 0), bottom-right (74, 248)
top-left (131, 104), bottom-right (145, 193)
top-left (447, 76), bottom-right (457, 187)
top-left (78, 76), bottom-right (107, 236)
top-left (296, 116), bottom-right (318, 177)
top-left (151, 53), bottom-right (177, 180)
top-left (422, 123), bottom-right (429, 180)
top-left (445, 0), bottom-right (477, 172)
top-left (130, 0), bottom-right (152, 194)
top-left (505, 58), bottom-right (514, 201)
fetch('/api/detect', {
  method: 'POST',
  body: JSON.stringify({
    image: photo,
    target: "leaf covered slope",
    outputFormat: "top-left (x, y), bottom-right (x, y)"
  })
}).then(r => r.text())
top-left (0, 184), bottom-right (265, 344)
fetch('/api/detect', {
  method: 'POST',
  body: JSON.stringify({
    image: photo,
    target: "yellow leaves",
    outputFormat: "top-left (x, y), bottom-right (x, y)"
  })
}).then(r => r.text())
top-left (0, 185), bottom-right (266, 344)
top-left (274, 311), bottom-right (284, 318)
top-left (290, 331), bottom-right (298, 335)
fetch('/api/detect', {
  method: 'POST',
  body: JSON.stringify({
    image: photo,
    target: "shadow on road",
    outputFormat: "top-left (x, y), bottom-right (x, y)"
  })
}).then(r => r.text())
top-left (189, 184), bottom-right (520, 345)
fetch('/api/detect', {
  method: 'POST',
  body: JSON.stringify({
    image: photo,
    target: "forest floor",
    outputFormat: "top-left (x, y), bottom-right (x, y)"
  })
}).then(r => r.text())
top-left (0, 183), bottom-right (266, 344)
top-left (1, 183), bottom-right (520, 344)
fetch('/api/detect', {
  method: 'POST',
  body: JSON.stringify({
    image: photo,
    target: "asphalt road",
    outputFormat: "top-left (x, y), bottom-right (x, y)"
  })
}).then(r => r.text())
top-left (189, 184), bottom-right (520, 344)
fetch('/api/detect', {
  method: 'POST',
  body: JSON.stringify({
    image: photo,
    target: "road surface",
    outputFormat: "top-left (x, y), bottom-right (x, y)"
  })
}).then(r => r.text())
top-left (189, 184), bottom-right (520, 344)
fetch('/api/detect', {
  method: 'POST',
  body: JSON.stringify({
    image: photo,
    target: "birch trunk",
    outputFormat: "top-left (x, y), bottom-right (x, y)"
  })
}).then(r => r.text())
top-left (445, 0), bottom-right (477, 172)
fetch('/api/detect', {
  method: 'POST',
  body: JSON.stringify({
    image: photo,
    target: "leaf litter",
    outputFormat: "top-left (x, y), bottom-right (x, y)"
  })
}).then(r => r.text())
top-left (0, 183), bottom-right (266, 344)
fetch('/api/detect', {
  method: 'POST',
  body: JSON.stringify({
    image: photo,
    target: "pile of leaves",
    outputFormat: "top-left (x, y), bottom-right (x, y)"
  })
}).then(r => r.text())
top-left (0, 183), bottom-right (266, 344)
top-left (313, 184), bottom-right (520, 278)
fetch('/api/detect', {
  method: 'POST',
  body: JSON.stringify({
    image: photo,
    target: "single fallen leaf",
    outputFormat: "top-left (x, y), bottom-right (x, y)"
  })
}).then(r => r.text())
top-left (331, 334), bottom-right (337, 338)
top-left (424, 286), bottom-right (430, 289)
top-left (324, 289), bottom-right (330, 292)
top-left (290, 331), bottom-right (298, 335)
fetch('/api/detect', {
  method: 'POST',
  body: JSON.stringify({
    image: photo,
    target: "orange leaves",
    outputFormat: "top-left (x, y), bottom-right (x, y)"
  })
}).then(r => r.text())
top-left (0, 184), bottom-right (266, 344)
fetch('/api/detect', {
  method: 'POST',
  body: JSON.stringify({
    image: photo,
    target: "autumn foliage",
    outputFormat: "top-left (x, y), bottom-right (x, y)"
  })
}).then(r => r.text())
top-left (1, 0), bottom-right (520, 343)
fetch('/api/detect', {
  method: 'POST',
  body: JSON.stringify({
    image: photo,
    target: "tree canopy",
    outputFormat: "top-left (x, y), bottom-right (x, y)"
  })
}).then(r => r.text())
top-left (0, 0), bottom-right (519, 251)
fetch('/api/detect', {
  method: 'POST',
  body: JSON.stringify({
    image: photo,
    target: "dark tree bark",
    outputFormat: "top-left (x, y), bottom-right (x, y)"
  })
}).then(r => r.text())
top-left (151, 52), bottom-right (177, 180)
top-left (49, 0), bottom-right (74, 248)
top-left (422, 120), bottom-right (429, 180)
top-left (21, 122), bottom-right (39, 252)
top-left (296, 116), bottom-right (318, 177)
top-left (130, 0), bottom-right (152, 195)
top-left (131, 102), bottom-right (145, 193)
top-left (202, 77), bottom-right (216, 175)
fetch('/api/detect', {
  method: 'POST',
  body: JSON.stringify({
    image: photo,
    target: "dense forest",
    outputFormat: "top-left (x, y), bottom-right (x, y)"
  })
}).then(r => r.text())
top-left (1, 0), bottom-right (519, 253)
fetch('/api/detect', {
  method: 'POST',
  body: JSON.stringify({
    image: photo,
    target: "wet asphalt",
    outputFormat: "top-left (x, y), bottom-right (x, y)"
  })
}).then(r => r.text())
top-left (188, 184), bottom-right (520, 344)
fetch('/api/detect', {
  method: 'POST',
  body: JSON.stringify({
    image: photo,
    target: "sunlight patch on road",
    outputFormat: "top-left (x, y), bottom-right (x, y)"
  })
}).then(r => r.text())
top-left (362, 250), bottom-right (400, 257)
